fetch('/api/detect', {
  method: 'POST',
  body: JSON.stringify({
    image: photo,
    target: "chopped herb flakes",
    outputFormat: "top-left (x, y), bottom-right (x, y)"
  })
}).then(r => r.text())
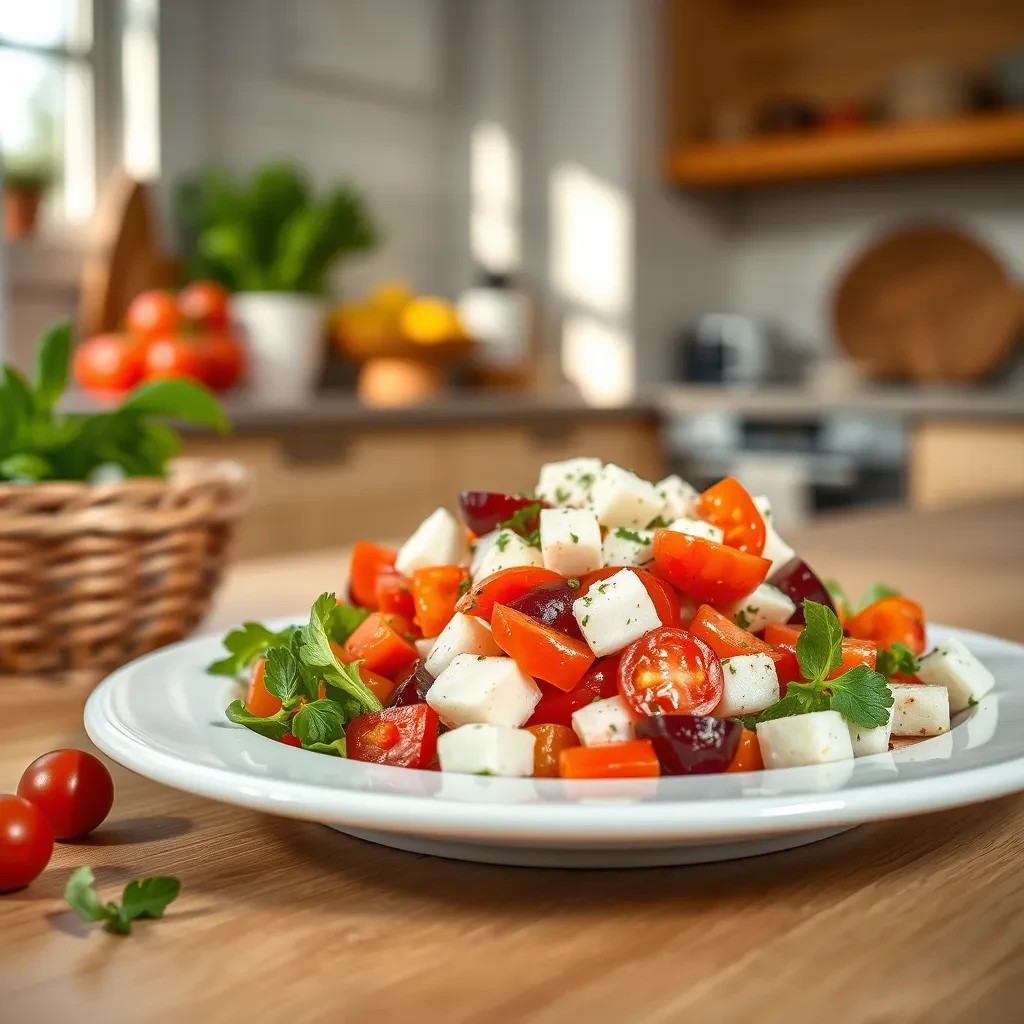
top-left (614, 527), bottom-right (647, 544)
top-left (495, 532), bottom-right (511, 552)
top-left (457, 578), bottom-right (472, 597)
top-left (582, 615), bottom-right (590, 627)
top-left (569, 532), bottom-right (579, 544)
top-left (567, 578), bottom-right (581, 589)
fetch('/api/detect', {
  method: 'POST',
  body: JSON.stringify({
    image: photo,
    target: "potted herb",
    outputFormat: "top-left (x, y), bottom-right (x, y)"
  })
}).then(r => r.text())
top-left (177, 164), bottom-right (378, 403)
top-left (3, 159), bottom-right (55, 240)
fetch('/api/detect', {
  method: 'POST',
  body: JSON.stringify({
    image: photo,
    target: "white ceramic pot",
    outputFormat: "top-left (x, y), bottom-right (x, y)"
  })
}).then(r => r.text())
top-left (230, 292), bottom-right (327, 404)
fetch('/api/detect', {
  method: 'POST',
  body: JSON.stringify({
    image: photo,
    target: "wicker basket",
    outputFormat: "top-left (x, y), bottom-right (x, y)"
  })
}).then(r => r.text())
top-left (0, 458), bottom-right (251, 677)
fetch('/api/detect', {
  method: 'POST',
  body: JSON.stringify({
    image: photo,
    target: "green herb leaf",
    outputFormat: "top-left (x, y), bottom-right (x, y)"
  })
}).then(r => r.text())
top-left (828, 664), bottom-right (894, 729)
top-left (64, 866), bottom-right (181, 936)
top-left (646, 515), bottom-right (671, 529)
top-left (3, 365), bottom-right (36, 429)
top-left (495, 503), bottom-right (543, 548)
top-left (119, 876), bottom-right (181, 921)
top-left (0, 452), bottom-right (53, 481)
top-left (261, 643), bottom-right (309, 706)
top-left (119, 379), bottom-right (230, 433)
top-left (613, 527), bottom-right (647, 544)
top-left (495, 532), bottom-right (511, 553)
top-left (566, 578), bottom-right (581, 589)
top-left (207, 622), bottom-right (297, 677)
top-left (329, 602), bottom-right (370, 646)
top-left (740, 683), bottom-right (828, 729)
top-left (858, 582), bottom-right (901, 609)
top-left (305, 739), bottom-right (347, 756)
top-left (824, 578), bottom-right (852, 620)
top-left (876, 642), bottom-right (921, 680)
top-left (63, 866), bottom-right (109, 922)
top-left (33, 320), bottom-right (72, 413)
top-left (796, 600), bottom-right (844, 683)
top-left (291, 699), bottom-right (346, 747)
top-left (224, 699), bottom-right (292, 739)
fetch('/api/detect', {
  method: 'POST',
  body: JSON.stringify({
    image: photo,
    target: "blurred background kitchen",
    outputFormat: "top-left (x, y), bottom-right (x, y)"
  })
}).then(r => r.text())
top-left (2, 0), bottom-right (1023, 558)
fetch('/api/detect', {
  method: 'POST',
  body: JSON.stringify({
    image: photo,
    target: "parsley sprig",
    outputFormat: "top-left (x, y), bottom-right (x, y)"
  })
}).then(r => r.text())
top-left (876, 642), bottom-right (920, 679)
top-left (743, 600), bottom-right (893, 730)
top-left (64, 866), bottom-right (181, 936)
top-left (495, 502), bottom-right (544, 548)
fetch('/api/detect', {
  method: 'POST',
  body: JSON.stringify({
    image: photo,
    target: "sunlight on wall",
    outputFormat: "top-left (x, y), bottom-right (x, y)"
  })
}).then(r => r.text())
top-left (122, 0), bottom-right (161, 179)
top-left (470, 121), bottom-right (520, 273)
top-left (561, 313), bottom-right (634, 406)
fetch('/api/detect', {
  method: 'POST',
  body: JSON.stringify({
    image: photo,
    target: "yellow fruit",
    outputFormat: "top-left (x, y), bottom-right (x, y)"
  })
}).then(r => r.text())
top-left (399, 297), bottom-right (463, 346)
top-left (332, 303), bottom-right (393, 357)
top-left (369, 280), bottom-right (414, 314)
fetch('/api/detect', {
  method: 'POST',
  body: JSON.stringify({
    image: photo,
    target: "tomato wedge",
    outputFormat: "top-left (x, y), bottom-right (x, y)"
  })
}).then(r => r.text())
top-left (652, 530), bottom-right (770, 604)
top-left (245, 658), bottom-right (281, 717)
top-left (375, 570), bottom-right (416, 620)
top-left (343, 612), bottom-right (420, 679)
top-left (358, 665), bottom-right (401, 706)
top-left (525, 655), bottom-right (621, 727)
top-left (845, 596), bottom-right (926, 655)
top-left (618, 627), bottom-right (724, 716)
top-left (559, 739), bottom-right (660, 779)
top-left (346, 704), bottom-right (440, 768)
top-left (491, 604), bottom-right (595, 691)
top-left (726, 729), bottom-right (764, 773)
top-left (411, 565), bottom-right (468, 638)
top-left (455, 566), bottom-right (562, 622)
top-left (695, 477), bottom-right (766, 554)
top-left (527, 724), bottom-right (580, 777)
top-left (688, 604), bottom-right (784, 664)
top-left (579, 566), bottom-right (680, 627)
top-left (349, 542), bottom-right (397, 610)
top-left (765, 623), bottom-right (877, 685)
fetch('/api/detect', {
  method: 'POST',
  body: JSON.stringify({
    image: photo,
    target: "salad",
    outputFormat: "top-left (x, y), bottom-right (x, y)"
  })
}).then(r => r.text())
top-left (210, 459), bottom-right (996, 779)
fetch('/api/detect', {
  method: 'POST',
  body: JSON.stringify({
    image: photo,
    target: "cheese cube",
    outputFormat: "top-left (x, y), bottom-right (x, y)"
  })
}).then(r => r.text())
top-left (470, 530), bottom-right (499, 578)
top-left (536, 457), bottom-right (602, 508)
top-left (601, 526), bottom-right (654, 568)
top-left (889, 683), bottom-right (950, 737)
top-left (756, 710), bottom-right (854, 769)
top-left (415, 637), bottom-right (435, 660)
top-left (667, 516), bottom-right (724, 544)
top-left (754, 496), bottom-right (796, 576)
top-left (571, 694), bottom-right (637, 746)
top-left (572, 567), bottom-right (662, 656)
top-left (425, 613), bottom-right (502, 674)
top-left (590, 464), bottom-right (665, 529)
top-left (848, 703), bottom-right (896, 757)
top-left (473, 529), bottom-right (544, 581)
top-left (721, 583), bottom-right (796, 634)
top-left (713, 653), bottom-right (780, 718)
top-left (437, 724), bottom-right (536, 777)
top-left (426, 654), bottom-right (541, 728)
top-left (540, 508), bottom-right (602, 577)
top-left (395, 507), bottom-right (466, 576)
top-left (916, 637), bottom-right (995, 714)
top-left (656, 475), bottom-right (698, 519)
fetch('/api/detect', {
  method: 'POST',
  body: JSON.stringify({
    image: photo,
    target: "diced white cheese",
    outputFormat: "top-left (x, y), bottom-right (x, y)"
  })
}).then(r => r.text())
top-left (721, 583), bottom-right (796, 634)
top-left (916, 637), bottom-right (995, 714)
top-left (889, 683), bottom-right (950, 737)
top-left (656, 475), bottom-right (698, 519)
top-left (437, 724), bottom-right (536, 777)
top-left (713, 653), bottom-right (780, 718)
top-left (589, 464), bottom-right (665, 529)
top-left (570, 694), bottom-right (637, 746)
top-left (536, 457), bottom-right (603, 508)
top-left (756, 710), bottom-right (854, 769)
top-left (424, 613), bottom-right (502, 674)
top-left (848, 703), bottom-right (896, 757)
top-left (601, 527), bottom-right (654, 568)
top-left (469, 530), bottom-right (500, 578)
top-left (754, 496), bottom-right (796, 576)
top-left (395, 507), bottom-right (466, 576)
top-left (473, 529), bottom-right (544, 581)
top-left (415, 637), bottom-right (435, 660)
top-left (572, 568), bottom-right (662, 657)
top-left (539, 508), bottom-right (602, 577)
top-left (667, 516), bottom-right (725, 544)
top-left (426, 654), bottom-right (541, 728)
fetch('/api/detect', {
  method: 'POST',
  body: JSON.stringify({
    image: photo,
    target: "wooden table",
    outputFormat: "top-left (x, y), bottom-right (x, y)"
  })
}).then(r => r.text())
top-left (2, 500), bottom-right (1023, 1022)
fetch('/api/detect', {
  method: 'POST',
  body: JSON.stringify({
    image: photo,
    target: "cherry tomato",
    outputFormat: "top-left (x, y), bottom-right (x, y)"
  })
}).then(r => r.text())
top-left (0, 795), bottom-right (54, 892)
top-left (178, 280), bottom-right (230, 330)
top-left (688, 604), bottom-right (784, 664)
top-left (358, 665), bottom-right (401, 706)
top-left (346, 705), bottom-right (440, 768)
top-left (525, 655), bottom-right (621, 728)
top-left (126, 289), bottom-right (179, 341)
top-left (375, 570), bottom-right (416, 620)
top-left (411, 565), bottom-right (468, 637)
top-left (349, 542), bottom-right (398, 610)
top-left (845, 596), bottom-right (926, 655)
top-left (279, 733), bottom-right (302, 748)
top-left (527, 724), bottom-right (579, 777)
top-left (73, 334), bottom-right (146, 394)
top-left (726, 729), bottom-right (765, 773)
top-left (618, 627), bottom-right (724, 717)
top-left (144, 336), bottom-right (204, 380)
top-left (695, 477), bottom-right (766, 554)
top-left (458, 492), bottom-right (547, 536)
top-left (343, 612), bottom-right (419, 679)
top-left (197, 332), bottom-right (245, 391)
top-left (245, 658), bottom-right (282, 717)
top-left (17, 749), bottom-right (115, 841)
top-left (652, 530), bottom-right (771, 605)
top-left (579, 567), bottom-right (680, 628)
top-left (455, 566), bottom-right (562, 622)
top-left (559, 739), bottom-right (660, 779)
top-left (491, 604), bottom-right (594, 691)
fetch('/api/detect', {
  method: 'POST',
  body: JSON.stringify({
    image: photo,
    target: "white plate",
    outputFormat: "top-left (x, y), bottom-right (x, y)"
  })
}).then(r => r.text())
top-left (85, 623), bottom-right (1024, 868)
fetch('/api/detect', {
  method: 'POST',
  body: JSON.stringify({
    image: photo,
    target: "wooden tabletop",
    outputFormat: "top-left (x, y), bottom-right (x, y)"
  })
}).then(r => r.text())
top-left (2, 500), bottom-right (1023, 1022)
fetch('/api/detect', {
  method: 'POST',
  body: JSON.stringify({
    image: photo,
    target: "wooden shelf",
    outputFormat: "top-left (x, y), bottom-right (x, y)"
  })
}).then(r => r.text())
top-left (668, 111), bottom-right (1024, 188)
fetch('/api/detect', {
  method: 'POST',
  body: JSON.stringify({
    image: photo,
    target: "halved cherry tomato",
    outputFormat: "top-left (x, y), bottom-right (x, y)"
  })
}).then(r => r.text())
top-left (491, 604), bottom-right (595, 692)
top-left (375, 570), bottom-right (416, 620)
top-left (349, 542), bottom-right (398, 610)
top-left (245, 658), bottom-right (281, 717)
top-left (845, 596), bottom-right (926, 655)
top-left (455, 566), bottom-right (562, 622)
top-left (280, 733), bottom-right (302, 748)
top-left (688, 604), bottom-right (785, 664)
top-left (618, 627), bottom-right (724, 716)
top-left (559, 739), bottom-right (660, 779)
top-left (359, 665), bottom-right (401, 706)
top-left (765, 623), bottom-right (877, 682)
top-left (343, 613), bottom-right (419, 679)
top-left (527, 724), bottom-right (580, 777)
top-left (695, 477), bottom-right (766, 554)
top-left (652, 530), bottom-right (771, 605)
top-left (726, 729), bottom-right (764, 773)
top-left (380, 612), bottom-right (418, 641)
top-left (411, 565), bottom-right (468, 638)
top-left (579, 566), bottom-right (681, 627)
top-left (525, 655), bottom-right (621, 727)
top-left (346, 704), bottom-right (440, 769)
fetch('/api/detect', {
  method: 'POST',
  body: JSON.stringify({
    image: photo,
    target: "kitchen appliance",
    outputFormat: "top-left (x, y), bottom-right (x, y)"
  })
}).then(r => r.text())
top-left (676, 314), bottom-right (781, 384)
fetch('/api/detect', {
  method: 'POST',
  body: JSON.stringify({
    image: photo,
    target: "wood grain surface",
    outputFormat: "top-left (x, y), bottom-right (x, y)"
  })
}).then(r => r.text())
top-left (1, 500), bottom-right (1023, 1023)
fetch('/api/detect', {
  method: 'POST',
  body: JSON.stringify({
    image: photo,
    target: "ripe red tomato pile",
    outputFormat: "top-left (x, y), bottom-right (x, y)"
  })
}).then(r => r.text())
top-left (74, 281), bottom-right (246, 396)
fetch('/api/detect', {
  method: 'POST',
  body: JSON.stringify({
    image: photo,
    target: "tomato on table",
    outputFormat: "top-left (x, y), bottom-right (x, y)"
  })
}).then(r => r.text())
top-left (527, 724), bottom-right (579, 777)
top-left (144, 336), bottom-right (204, 380)
top-left (651, 531), bottom-right (771, 605)
top-left (845, 596), bottom-right (926, 655)
top-left (245, 658), bottom-right (282, 717)
top-left (765, 623), bottom-right (877, 681)
top-left (349, 542), bottom-right (398, 610)
top-left (178, 280), bottom-right (230, 329)
top-left (343, 612), bottom-right (419, 679)
top-left (695, 477), bottom-right (766, 554)
top-left (525, 655), bottom-right (621, 727)
top-left (491, 604), bottom-right (595, 692)
top-left (73, 334), bottom-right (146, 394)
top-left (726, 729), bottom-right (764, 773)
top-left (578, 566), bottom-right (680, 628)
top-left (375, 570), bottom-right (416, 620)
top-left (411, 565), bottom-right (468, 637)
top-left (196, 332), bottom-right (245, 391)
top-left (126, 289), bottom-right (179, 341)
top-left (0, 795), bottom-right (54, 893)
top-left (688, 605), bottom-right (784, 664)
top-left (559, 740), bottom-right (660, 779)
top-left (346, 705), bottom-right (440, 769)
top-left (618, 627), bottom-right (724, 716)
top-left (455, 566), bottom-right (562, 622)
top-left (17, 749), bottom-right (114, 840)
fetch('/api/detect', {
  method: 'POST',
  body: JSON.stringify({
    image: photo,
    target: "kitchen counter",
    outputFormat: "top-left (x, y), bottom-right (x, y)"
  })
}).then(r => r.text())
top-left (2, 498), bottom-right (1022, 1022)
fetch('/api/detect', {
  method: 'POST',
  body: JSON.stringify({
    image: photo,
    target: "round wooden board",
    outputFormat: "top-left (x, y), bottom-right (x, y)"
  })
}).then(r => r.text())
top-left (832, 225), bottom-right (1020, 381)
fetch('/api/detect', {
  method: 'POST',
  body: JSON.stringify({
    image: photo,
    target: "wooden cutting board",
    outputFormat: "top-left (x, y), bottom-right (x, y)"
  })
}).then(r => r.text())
top-left (833, 225), bottom-right (1020, 381)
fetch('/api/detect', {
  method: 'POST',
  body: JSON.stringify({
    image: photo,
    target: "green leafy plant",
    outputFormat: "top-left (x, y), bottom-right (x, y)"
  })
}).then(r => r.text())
top-left (3, 156), bottom-right (56, 193)
top-left (64, 866), bottom-right (181, 936)
top-left (0, 321), bottom-right (228, 484)
top-left (177, 163), bottom-right (378, 295)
